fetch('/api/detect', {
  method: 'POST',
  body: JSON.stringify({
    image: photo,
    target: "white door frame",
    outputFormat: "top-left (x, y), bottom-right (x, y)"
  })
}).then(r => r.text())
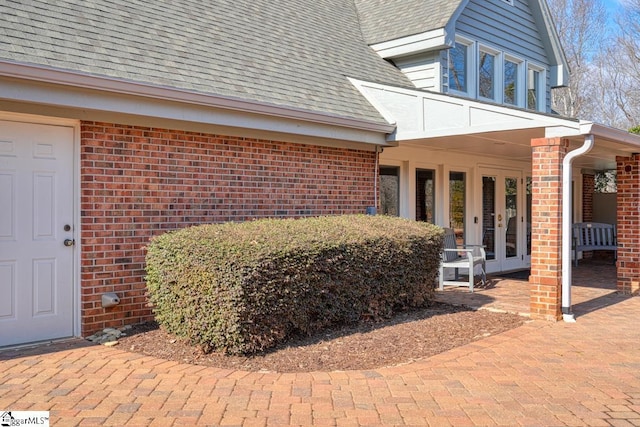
top-left (478, 166), bottom-right (527, 273)
top-left (0, 111), bottom-right (81, 340)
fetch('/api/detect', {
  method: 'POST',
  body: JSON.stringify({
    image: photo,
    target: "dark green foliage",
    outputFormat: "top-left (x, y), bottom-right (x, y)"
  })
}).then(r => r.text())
top-left (145, 215), bottom-right (443, 355)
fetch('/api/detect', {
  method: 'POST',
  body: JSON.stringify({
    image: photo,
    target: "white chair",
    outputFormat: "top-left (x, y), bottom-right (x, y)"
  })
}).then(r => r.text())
top-left (439, 228), bottom-right (486, 292)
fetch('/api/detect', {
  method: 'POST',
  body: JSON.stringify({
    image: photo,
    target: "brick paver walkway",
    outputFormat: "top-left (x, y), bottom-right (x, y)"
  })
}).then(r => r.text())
top-left (2, 261), bottom-right (639, 426)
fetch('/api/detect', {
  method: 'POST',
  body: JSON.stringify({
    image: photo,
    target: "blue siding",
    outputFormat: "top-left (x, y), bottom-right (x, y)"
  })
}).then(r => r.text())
top-left (457, 0), bottom-right (548, 64)
top-left (456, 0), bottom-right (552, 111)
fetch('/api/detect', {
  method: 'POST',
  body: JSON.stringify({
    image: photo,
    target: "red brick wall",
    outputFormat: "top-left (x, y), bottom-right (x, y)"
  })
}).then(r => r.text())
top-left (529, 137), bottom-right (568, 321)
top-left (582, 173), bottom-right (594, 222)
top-left (80, 122), bottom-right (377, 335)
top-left (581, 173), bottom-right (595, 260)
top-left (616, 154), bottom-right (640, 295)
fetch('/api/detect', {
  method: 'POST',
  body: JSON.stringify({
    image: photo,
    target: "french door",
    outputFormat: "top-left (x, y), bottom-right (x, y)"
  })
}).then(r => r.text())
top-left (481, 168), bottom-right (525, 273)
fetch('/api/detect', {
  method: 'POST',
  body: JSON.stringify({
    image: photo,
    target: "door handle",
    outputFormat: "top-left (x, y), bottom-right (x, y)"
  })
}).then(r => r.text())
top-left (64, 239), bottom-right (75, 247)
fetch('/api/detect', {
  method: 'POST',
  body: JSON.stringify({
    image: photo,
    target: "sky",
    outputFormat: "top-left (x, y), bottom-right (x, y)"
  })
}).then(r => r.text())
top-left (603, 0), bottom-right (620, 15)
top-left (602, 0), bottom-right (624, 33)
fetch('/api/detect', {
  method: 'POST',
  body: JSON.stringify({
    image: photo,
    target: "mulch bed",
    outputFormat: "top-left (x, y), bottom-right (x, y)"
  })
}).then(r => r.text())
top-left (117, 303), bottom-right (526, 372)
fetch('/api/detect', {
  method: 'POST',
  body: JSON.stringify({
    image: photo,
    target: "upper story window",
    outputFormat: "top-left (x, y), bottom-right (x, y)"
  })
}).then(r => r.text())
top-left (504, 57), bottom-right (521, 106)
top-left (527, 64), bottom-right (544, 110)
top-left (446, 36), bottom-right (546, 112)
top-left (479, 47), bottom-right (499, 101)
top-left (448, 42), bottom-right (470, 93)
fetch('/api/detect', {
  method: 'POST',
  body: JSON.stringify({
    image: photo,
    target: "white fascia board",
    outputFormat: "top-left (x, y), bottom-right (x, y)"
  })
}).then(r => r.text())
top-left (581, 121), bottom-right (640, 147)
top-left (0, 60), bottom-right (395, 137)
top-left (0, 76), bottom-right (393, 147)
top-left (370, 28), bottom-right (451, 59)
top-left (397, 120), bottom-right (573, 141)
top-left (544, 124), bottom-right (583, 138)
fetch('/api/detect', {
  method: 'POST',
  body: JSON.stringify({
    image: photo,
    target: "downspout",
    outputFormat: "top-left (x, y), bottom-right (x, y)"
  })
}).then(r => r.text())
top-left (369, 146), bottom-right (381, 215)
top-left (561, 134), bottom-right (594, 322)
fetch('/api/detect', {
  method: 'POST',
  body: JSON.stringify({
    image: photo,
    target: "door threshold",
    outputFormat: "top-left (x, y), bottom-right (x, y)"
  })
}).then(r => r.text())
top-left (0, 337), bottom-right (86, 353)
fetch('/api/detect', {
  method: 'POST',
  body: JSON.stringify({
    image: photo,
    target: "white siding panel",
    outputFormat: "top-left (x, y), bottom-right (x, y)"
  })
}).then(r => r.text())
top-left (364, 86), bottom-right (423, 133)
top-left (395, 52), bottom-right (442, 91)
top-left (469, 105), bottom-right (532, 126)
top-left (423, 98), bottom-right (467, 131)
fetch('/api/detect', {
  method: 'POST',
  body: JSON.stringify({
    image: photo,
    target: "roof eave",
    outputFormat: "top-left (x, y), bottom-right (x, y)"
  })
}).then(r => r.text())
top-left (369, 27), bottom-right (453, 59)
top-left (0, 60), bottom-right (396, 135)
top-left (530, 0), bottom-right (571, 87)
top-left (581, 122), bottom-right (640, 147)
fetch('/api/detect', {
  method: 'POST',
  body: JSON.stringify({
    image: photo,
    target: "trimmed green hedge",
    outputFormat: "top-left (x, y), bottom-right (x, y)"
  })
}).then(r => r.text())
top-left (145, 215), bottom-right (443, 355)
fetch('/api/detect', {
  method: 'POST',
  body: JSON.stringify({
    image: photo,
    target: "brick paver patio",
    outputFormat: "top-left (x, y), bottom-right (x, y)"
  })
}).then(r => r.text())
top-left (1, 259), bottom-right (639, 426)
top-left (435, 258), bottom-right (620, 317)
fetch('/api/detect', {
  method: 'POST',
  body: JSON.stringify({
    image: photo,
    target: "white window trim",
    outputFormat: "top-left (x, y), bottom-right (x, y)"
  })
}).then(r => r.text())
top-left (444, 37), bottom-right (548, 111)
top-left (527, 62), bottom-right (546, 112)
top-left (478, 44), bottom-right (502, 103)
top-left (447, 35), bottom-right (476, 98)
top-left (503, 54), bottom-right (525, 108)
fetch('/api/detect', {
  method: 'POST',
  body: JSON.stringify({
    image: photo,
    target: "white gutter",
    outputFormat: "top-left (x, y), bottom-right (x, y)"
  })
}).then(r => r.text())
top-left (584, 121), bottom-right (640, 146)
top-left (561, 134), bottom-right (594, 322)
top-left (0, 60), bottom-right (397, 134)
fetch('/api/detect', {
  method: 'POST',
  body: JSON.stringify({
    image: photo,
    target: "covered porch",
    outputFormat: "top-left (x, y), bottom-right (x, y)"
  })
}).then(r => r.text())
top-left (434, 258), bottom-right (623, 319)
top-left (353, 79), bottom-right (640, 321)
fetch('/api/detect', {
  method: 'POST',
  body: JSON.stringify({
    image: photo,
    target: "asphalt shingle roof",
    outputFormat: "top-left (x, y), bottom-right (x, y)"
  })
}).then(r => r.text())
top-left (0, 0), bottom-right (414, 126)
top-left (354, 0), bottom-right (465, 45)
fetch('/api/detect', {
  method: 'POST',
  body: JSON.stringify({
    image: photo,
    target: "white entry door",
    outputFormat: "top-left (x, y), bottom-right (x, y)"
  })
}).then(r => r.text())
top-left (481, 168), bottom-right (525, 273)
top-left (0, 120), bottom-right (75, 347)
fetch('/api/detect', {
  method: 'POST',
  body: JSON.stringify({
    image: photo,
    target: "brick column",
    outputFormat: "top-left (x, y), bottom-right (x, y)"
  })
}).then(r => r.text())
top-left (582, 172), bottom-right (595, 260)
top-left (530, 137), bottom-right (569, 320)
top-left (582, 172), bottom-right (594, 222)
top-left (616, 154), bottom-right (640, 295)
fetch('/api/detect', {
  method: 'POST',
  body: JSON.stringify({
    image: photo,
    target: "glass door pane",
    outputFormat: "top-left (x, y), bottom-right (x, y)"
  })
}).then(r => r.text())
top-left (505, 177), bottom-right (518, 258)
top-left (379, 166), bottom-right (399, 216)
top-left (449, 171), bottom-right (466, 245)
top-left (416, 169), bottom-right (435, 223)
top-left (482, 169), bottom-right (524, 272)
top-left (482, 176), bottom-right (496, 260)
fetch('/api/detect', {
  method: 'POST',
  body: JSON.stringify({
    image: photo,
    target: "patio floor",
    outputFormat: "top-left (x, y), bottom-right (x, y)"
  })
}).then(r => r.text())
top-left (435, 258), bottom-right (619, 318)
top-left (2, 257), bottom-right (638, 425)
